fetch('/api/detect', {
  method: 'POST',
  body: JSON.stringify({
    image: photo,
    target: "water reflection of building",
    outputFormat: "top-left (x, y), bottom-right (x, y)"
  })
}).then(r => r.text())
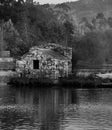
top-left (6, 87), bottom-right (79, 130)
top-left (38, 88), bottom-right (60, 130)
top-left (16, 87), bottom-right (34, 105)
top-left (1, 86), bottom-right (112, 130)
top-left (38, 88), bottom-right (78, 130)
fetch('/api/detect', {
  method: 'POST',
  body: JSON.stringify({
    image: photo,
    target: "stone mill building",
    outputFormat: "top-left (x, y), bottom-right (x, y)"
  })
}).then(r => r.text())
top-left (16, 43), bottom-right (72, 79)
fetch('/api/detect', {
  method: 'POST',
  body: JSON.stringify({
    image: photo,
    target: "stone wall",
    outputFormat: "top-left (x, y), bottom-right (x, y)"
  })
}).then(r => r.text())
top-left (17, 47), bottom-right (71, 79)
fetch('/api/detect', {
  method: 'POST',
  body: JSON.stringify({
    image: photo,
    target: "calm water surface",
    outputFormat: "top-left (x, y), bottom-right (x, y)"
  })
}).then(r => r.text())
top-left (0, 85), bottom-right (112, 130)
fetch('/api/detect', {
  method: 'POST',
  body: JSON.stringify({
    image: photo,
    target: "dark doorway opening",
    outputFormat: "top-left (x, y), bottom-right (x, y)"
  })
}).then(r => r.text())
top-left (33, 60), bottom-right (39, 69)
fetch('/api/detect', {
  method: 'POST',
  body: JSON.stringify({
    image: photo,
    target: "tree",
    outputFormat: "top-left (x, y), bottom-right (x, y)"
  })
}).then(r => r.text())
top-left (96, 12), bottom-right (105, 19)
top-left (63, 20), bottom-right (74, 46)
top-left (79, 17), bottom-right (93, 35)
top-left (95, 12), bottom-right (108, 31)
top-left (108, 17), bottom-right (112, 28)
top-left (55, 3), bottom-right (70, 12)
top-left (0, 0), bottom-right (24, 23)
top-left (74, 29), bottom-right (112, 65)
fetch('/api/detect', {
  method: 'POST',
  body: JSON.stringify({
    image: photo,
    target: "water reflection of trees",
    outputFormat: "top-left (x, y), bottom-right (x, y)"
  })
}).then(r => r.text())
top-left (77, 89), bottom-right (99, 104)
top-left (14, 87), bottom-right (79, 130)
top-left (0, 108), bottom-right (35, 130)
top-left (87, 89), bottom-right (99, 103)
top-left (10, 87), bottom-right (112, 130)
top-left (0, 87), bottom-right (37, 130)
top-left (0, 86), bottom-right (79, 130)
top-left (15, 87), bottom-right (34, 105)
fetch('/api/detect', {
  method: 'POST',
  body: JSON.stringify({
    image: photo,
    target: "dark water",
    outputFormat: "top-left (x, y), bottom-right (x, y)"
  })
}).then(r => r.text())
top-left (0, 86), bottom-right (112, 130)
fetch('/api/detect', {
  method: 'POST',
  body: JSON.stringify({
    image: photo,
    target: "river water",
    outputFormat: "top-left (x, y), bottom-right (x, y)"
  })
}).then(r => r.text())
top-left (0, 85), bottom-right (112, 130)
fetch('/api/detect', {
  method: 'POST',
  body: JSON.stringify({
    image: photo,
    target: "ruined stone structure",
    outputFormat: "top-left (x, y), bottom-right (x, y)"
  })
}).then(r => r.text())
top-left (16, 44), bottom-right (72, 79)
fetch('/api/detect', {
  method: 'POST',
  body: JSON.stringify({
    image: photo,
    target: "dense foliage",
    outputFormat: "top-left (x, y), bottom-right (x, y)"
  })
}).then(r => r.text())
top-left (1, 0), bottom-right (112, 67)
top-left (0, 0), bottom-right (75, 57)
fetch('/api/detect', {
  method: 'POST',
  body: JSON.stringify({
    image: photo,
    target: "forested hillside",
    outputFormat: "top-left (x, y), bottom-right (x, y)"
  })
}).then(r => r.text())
top-left (1, 0), bottom-right (112, 66)
top-left (0, 0), bottom-right (74, 57)
top-left (67, 0), bottom-right (112, 21)
top-left (42, 0), bottom-right (112, 65)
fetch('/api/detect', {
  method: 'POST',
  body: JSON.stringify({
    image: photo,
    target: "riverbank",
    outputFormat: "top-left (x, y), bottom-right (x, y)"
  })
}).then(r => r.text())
top-left (8, 77), bottom-right (56, 87)
top-left (8, 73), bottom-right (112, 88)
top-left (0, 71), bottom-right (16, 84)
